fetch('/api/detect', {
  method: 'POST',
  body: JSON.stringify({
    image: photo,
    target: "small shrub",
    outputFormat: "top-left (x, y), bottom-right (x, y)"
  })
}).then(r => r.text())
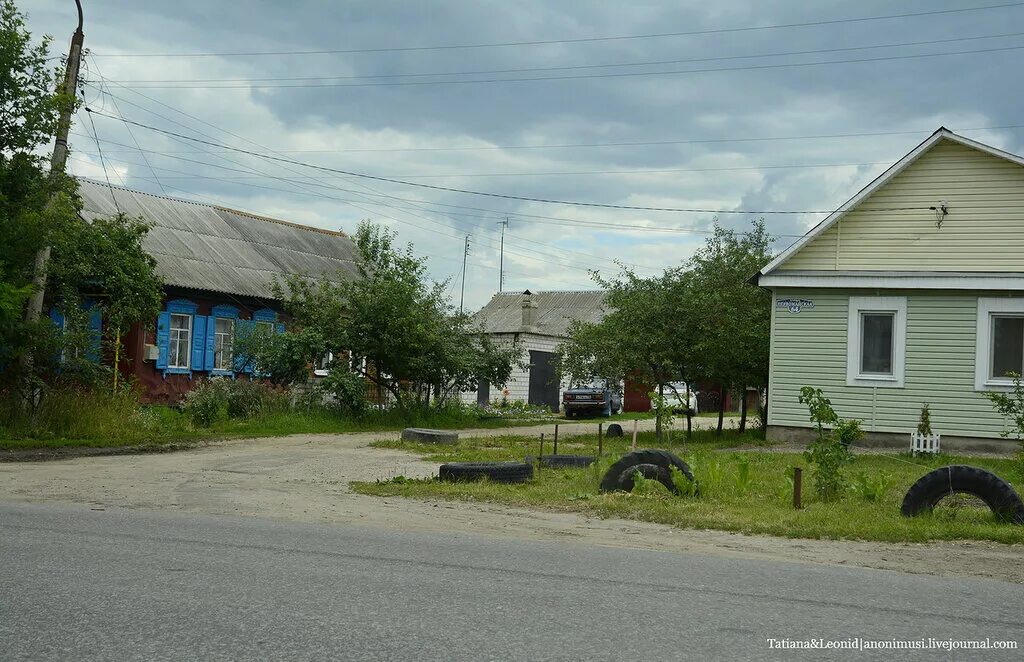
top-left (799, 386), bottom-right (861, 501)
top-left (225, 379), bottom-right (266, 418)
top-left (917, 404), bottom-right (932, 436)
top-left (318, 368), bottom-right (370, 417)
top-left (181, 380), bottom-right (230, 427)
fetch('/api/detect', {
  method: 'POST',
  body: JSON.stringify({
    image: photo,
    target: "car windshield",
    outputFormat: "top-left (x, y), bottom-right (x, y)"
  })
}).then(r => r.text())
top-left (576, 379), bottom-right (606, 389)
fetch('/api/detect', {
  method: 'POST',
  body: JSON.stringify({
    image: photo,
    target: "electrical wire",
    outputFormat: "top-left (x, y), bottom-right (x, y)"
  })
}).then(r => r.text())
top-left (88, 2), bottom-right (1024, 57)
top-left (83, 107), bottom-right (936, 215)
top-left (99, 31), bottom-right (1024, 84)
top-left (98, 43), bottom-right (1024, 89)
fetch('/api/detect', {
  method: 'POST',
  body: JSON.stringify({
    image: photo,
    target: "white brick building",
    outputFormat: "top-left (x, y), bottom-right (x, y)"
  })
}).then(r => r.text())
top-left (464, 290), bottom-right (607, 411)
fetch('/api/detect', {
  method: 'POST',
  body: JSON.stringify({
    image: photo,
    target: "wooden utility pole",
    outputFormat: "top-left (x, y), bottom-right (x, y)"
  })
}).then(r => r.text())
top-left (19, 1), bottom-right (84, 405)
top-left (496, 219), bottom-right (508, 292)
top-left (459, 234), bottom-right (470, 313)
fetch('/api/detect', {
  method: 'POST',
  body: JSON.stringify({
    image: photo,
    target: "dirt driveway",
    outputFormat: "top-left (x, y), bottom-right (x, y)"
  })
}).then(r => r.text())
top-left (1, 418), bottom-right (1021, 584)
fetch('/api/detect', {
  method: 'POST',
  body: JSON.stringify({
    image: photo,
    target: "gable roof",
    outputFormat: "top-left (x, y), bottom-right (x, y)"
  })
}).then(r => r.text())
top-left (76, 178), bottom-right (359, 299)
top-left (760, 127), bottom-right (1024, 277)
top-left (473, 290), bottom-right (607, 337)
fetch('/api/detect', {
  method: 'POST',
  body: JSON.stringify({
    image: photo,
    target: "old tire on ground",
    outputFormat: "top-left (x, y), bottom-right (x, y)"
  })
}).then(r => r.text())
top-left (901, 465), bottom-right (1024, 523)
top-left (605, 423), bottom-right (624, 438)
top-left (439, 461), bottom-right (534, 484)
top-left (613, 463), bottom-right (677, 494)
top-left (599, 449), bottom-right (698, 495)
top-left (401, 428), bottom-right (458, 444)
top-left (536, 454), bottom-right (596, 469)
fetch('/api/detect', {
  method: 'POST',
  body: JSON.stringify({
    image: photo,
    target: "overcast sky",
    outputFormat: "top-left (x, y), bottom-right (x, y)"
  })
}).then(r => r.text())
top-left (25, 0), bottom-right (1024, 310)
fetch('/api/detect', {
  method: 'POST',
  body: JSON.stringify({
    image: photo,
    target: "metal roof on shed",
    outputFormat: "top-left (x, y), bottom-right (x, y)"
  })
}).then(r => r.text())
top-left (473, 290), bottom-right (607, 337)
top-left (77, 178), bottom-right (359, 299)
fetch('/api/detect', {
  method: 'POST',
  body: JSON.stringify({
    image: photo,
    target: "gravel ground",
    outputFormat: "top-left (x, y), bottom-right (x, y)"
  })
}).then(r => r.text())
top-left (1, 418), bottom-right (1021, 584)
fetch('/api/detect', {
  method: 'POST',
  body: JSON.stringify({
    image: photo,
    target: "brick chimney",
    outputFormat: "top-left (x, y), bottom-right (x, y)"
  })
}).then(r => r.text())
top-left (521, 290), bottom-right (539, 332)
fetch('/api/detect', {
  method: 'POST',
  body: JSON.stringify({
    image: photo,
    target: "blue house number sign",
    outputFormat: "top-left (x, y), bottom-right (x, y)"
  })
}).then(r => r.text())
top-left (776, 298), bottom-right (814, 314)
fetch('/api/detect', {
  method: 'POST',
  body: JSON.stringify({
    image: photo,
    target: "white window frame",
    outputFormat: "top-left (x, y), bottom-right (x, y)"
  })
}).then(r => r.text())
top-left (313, 351), bottom-right (333, 377)
top-left (214, 317), bottom-right (235, 372)
top-left (846, 296), bottom-right (906, 388)
top-left (169, 313), bottom-right (192, 370)
top-left (975, 297), bottom-right (1024, 391)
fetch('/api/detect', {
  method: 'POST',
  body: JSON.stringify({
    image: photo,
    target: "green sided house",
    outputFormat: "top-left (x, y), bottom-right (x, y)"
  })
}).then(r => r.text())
top-left (757, 127), bottom-right (1024, 450)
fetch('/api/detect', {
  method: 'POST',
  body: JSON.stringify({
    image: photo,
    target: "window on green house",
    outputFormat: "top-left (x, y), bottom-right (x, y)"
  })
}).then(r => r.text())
top-left (860, 312), bottom-right (895, 375)
top-left (991, 316), bottom-right (1024, 379)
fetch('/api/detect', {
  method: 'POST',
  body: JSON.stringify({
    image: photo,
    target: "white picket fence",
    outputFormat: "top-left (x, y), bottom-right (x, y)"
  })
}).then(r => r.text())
top-left (911, 432), bottom-right (941, 454)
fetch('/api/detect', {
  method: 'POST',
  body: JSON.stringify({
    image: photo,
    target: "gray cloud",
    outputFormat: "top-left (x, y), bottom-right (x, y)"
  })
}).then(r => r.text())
top-left (25, 0), bottom-right (1024, 309)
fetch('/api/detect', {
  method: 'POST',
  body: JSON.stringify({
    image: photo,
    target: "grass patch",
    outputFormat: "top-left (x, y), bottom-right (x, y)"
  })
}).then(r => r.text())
top-left (357, 430), bottom-right (1024, 544)
top-left (0, 398), bottom-right (553, 452)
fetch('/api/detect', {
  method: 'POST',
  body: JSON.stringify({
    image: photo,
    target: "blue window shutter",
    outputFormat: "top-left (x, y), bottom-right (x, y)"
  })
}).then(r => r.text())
top-left (191, 315), bottom-right (207, 372)
top-left (205, 317), bottom-right (216, 371)
top-left (156, 312), bottom-right (170, 369)
top-left (86, 305), bottom-right (103, 363)
top-left (275, 322), bottom-right (285, 334)
top-left (253, 308), bottom-right (277, 322)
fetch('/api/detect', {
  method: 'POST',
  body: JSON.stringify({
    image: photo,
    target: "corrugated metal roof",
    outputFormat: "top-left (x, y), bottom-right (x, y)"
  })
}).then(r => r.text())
top-left (473, 290), bottom-right (608, 337)
top-left (77, 178), bottom-right (359, 299)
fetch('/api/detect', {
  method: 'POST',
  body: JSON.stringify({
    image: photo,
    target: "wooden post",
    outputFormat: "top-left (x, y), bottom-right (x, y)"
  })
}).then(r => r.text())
top-left (631, 419), bottom-right (638, 451)
top-left (793, 467), bottom-right (803, 510)
top-left (112, 326), bottom-right (120, 392)
top-left (598, 423), bottom-right (603, 457)
top-left (553, 424), bottom-right (559, 455)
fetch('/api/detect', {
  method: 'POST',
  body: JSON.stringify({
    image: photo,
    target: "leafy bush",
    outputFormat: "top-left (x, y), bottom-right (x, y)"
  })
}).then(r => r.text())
top-left (181, 380), bottom-right (229, 427)
top-left (984, 373), bottom-right (1024, 444)
top-left (318, 368), bottom-right (370, 417)
top-left (181, 379), bottom-right (287, 427)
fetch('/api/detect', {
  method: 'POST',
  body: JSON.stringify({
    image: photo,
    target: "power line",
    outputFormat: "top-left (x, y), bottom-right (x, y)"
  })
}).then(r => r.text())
top-left (88, 2), bottom-right (1024, 57)
top-left (71, 93), bottom-right (623, 289)
top-left (99, 31), bottom-right (1024, 84)
top-left (100, 43), bottom-right (1024, 89)
top-left (70, 135), bottom-right (904, 177)
top-left (77, 123), bottom-right (1024, 154)
top-left (83, 107), bottom-right (936, 215)
top-left (74, 84), bottom-right (720, 260)
top-left (66, 130), bottom-right (811, 238)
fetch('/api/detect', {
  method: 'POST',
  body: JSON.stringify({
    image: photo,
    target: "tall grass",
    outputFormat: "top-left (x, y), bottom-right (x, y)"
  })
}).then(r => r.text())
top-left (0, 386), bottom-right (151, 442)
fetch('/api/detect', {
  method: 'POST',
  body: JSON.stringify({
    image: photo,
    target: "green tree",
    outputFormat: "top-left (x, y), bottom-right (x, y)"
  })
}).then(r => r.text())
top-left (0, 2), bottom-right (162, 400)
top-left (686, 219), bottom-right (773, 434)
top-left (560, 267), bottom-right (698, 439)
top-left (244, 222), bottom-right (520, 412)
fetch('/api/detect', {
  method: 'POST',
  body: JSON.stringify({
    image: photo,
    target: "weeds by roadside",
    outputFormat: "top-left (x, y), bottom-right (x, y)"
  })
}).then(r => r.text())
top-left (358, 430), bottom-right (1024, 545)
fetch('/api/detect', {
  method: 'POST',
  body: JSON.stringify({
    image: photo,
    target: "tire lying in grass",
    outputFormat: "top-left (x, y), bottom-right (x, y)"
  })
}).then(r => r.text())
top-left (900, 465), bottom-right (1024, 524)
top-left (599, 449), bottom-right (698, 496)
top-left (438, 461), bottom-right (534, 484)
top-left (401, 428), bottom-right (458, 444)
top-left (605, 423), bottom-right (624, 438)
top-left (531, 454), bottom-right (596, 469)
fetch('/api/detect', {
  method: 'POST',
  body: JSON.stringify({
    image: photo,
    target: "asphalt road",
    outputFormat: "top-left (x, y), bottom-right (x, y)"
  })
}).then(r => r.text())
top-left (1, 502), bottom-right (1021, 661)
